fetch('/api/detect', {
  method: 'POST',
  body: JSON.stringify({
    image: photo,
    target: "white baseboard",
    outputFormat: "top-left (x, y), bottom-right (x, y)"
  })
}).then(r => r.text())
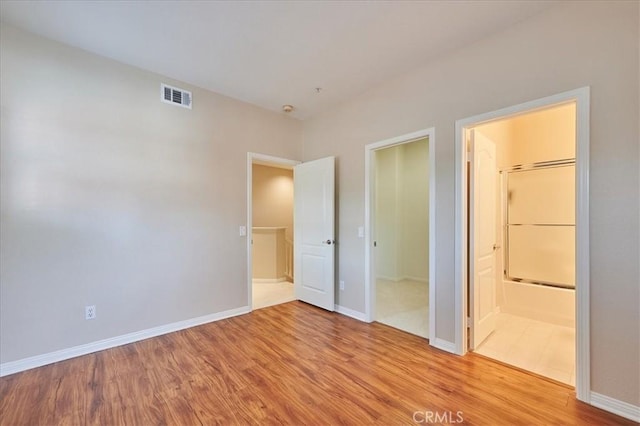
top-left (430, 338), bottom-right (457, 354)
top-left (252, 278), bottom-right (287, 283)
top-left (590, 392), bottom-right (640, 422)
top-left (0, 305), bottom-right (251, 377)
top-left (335, 305), bottom-right (367, 322)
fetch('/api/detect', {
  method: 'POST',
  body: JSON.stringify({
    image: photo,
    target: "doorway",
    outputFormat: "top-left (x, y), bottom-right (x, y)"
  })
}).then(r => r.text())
top-left (364, 128), bottom-right (436, 340)
top-left (247, 153), bottom-right (336, 312)
top-left (454, 88), bottom-right (590, 401)
top-left (247, 153), bottom-right (299, 310)
top-left (469, 104), bottom-right (576, 385)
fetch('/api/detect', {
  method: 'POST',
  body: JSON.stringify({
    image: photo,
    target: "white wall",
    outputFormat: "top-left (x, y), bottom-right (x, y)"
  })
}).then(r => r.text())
top-left (302, 2), bottom-right (639, 406)
top-left (0, 25), bottom-right (302, 363)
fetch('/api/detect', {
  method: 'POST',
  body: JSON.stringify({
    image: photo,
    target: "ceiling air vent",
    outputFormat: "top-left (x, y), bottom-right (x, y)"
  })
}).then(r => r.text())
top-left (161, 83), bottom-right (192, 109)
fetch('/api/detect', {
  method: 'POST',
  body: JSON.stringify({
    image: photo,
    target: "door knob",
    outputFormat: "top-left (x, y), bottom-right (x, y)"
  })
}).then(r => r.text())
top-left (493, 244), bottom-right (501, 250)
top-left (324, 239), bottom-right (334, 245)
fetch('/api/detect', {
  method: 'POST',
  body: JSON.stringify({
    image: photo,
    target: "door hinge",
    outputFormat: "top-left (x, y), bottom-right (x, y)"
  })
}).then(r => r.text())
top-left (466, 316), bottom-right (471, 328)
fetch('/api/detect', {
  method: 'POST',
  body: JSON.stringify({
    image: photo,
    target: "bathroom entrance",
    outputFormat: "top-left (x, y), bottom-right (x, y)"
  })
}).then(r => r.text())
top-left (454, 87), bottom-right (591, 401)
top-left (467, 102), bottom-right (577, 385)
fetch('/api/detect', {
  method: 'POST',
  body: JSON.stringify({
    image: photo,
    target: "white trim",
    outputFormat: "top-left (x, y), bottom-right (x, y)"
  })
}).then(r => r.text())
top-left (335, 305), bottom-right (367, 322)
top-left (430, 338), bottom-right (456, 354)
top-left (454, 87), bottom-right (591, 400)
top-left (247, 152), bottom-right (300, 311)
top-left (364, 128), bottom-right (436, 343)
top-left (590, 392), bottom-right (640, 422)
top-left (0, 305), bottom-right (250, 377)
top-left (574, 88), bottom-right (591, 403)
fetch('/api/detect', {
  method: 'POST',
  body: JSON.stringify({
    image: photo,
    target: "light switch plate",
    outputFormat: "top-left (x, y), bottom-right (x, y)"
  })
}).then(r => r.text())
top-left (358, 226), bottom-right (364, 238)
top-left (239, 226), bottom-right (246, 236)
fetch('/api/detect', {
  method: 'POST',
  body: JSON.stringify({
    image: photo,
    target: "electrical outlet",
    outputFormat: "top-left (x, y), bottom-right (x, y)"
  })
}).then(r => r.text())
top-left (339, 280), bottom-right (345, 291)
top-left (85, 305), bottom-right (96, 320)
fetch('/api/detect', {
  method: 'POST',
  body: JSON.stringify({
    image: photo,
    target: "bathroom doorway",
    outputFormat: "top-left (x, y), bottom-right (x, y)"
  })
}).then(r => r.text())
top-left (248, 154), bottom-right (298, 310)
top-left (468, 103), bottom-right (577, 385)
top-left (364, 128), bottom-right (436, 340)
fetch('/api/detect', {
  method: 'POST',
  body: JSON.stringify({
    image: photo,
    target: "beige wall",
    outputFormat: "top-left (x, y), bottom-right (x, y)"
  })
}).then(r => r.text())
top-left (509, 103), bottom-right (575, 165)
top-left (252, 164), bottom-right (294, 240)
top-left (252, 228), bottom-right (286, 280)
top-left (375, 139), bottom-right (429, 282)
top-left (475, 102), bottom-right (576, 168)
top-left (0, 25), bottom-right (302, 363)
top-left (251, 164), bottom-right (293, 281)
top-left (302, 2), bottom-right (639, 405)
top-left (400, 140), bottom-right (429, 281)
top-left (375, 147), bottom-right (400, 278)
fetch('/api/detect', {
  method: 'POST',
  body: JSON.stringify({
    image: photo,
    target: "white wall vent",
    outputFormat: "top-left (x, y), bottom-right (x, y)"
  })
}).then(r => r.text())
top-left (161, 83), bottom-right (192, 109)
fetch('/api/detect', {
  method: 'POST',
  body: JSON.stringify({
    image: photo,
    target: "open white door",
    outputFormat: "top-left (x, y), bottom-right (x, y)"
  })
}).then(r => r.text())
top-left (294, 156), bottom-right (335, 311)
top-left (470, 130), bottom-right (497, 349)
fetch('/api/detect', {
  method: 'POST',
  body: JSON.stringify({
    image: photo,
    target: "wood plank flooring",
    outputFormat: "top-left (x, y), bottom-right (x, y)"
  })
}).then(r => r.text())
top-left (0, 301), bottom-right (634, 425)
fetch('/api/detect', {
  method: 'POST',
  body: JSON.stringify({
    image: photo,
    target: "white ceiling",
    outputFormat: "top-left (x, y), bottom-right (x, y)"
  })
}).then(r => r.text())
top-left (0, 1), bottom-right (558, 120)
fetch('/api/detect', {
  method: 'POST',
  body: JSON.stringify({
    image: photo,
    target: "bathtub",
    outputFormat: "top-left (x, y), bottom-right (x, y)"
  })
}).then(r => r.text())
top-left (499, 280), bottom-right (575, 327)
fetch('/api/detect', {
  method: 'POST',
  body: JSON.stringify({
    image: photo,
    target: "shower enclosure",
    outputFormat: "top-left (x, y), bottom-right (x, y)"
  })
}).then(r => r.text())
top-left (503, 160), bottom-right (575, 289)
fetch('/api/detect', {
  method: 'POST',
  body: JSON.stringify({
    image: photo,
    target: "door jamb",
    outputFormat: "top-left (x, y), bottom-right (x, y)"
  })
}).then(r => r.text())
top-left (246, 152), bottom-right (300, 310)
top-left (364, 128), bottom-right (436, 343)
top-left (454, 87), bottom-right (590, 402)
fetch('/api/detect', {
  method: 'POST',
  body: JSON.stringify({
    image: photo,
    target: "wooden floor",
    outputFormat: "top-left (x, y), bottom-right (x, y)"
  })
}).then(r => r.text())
top-left (0, 301), bottom-right (634, 425)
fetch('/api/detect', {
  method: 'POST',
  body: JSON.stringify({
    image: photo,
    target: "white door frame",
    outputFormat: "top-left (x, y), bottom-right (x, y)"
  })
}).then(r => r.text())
top-left (364, 128), bottom-right (436, 342)
top-left (454, 87), bottom-right (590, 402)
top-left (246, 152), bottom-right (300, 310)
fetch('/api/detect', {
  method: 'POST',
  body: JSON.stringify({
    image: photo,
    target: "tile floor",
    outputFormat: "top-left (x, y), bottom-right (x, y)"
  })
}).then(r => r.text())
top-left (252, 281), bottom-right (295, 310)
top-left (474, 313), bottom-right (575, 386)
top-left (376, 279), bottom-right (429, 338)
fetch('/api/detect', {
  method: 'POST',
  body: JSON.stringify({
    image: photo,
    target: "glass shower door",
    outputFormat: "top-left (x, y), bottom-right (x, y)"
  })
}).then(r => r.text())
top-left (505, 163), bottom-right (575, 288)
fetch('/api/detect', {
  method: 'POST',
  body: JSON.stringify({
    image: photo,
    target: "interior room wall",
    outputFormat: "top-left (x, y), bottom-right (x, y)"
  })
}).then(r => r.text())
top-left (374, 147), bottom-right (400, 279)
top-left (399, 140), bottom-right (429, 282)
top-left (508, 103), bottom-right (576, 166)
top-left (252, 164), bottom-right (294, 240)
top-left (374, 140), bottom-right (429, 282)
top-left (301, 1), bottom-right (639, 406)
top-left (0, 25), bottom-right (302, 364)
top-left (251, 164), bottom-right (293, 281)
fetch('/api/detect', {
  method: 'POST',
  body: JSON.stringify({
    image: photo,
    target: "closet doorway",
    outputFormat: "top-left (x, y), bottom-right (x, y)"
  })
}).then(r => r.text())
top-left (364, 128), bottom-right (436, 340)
